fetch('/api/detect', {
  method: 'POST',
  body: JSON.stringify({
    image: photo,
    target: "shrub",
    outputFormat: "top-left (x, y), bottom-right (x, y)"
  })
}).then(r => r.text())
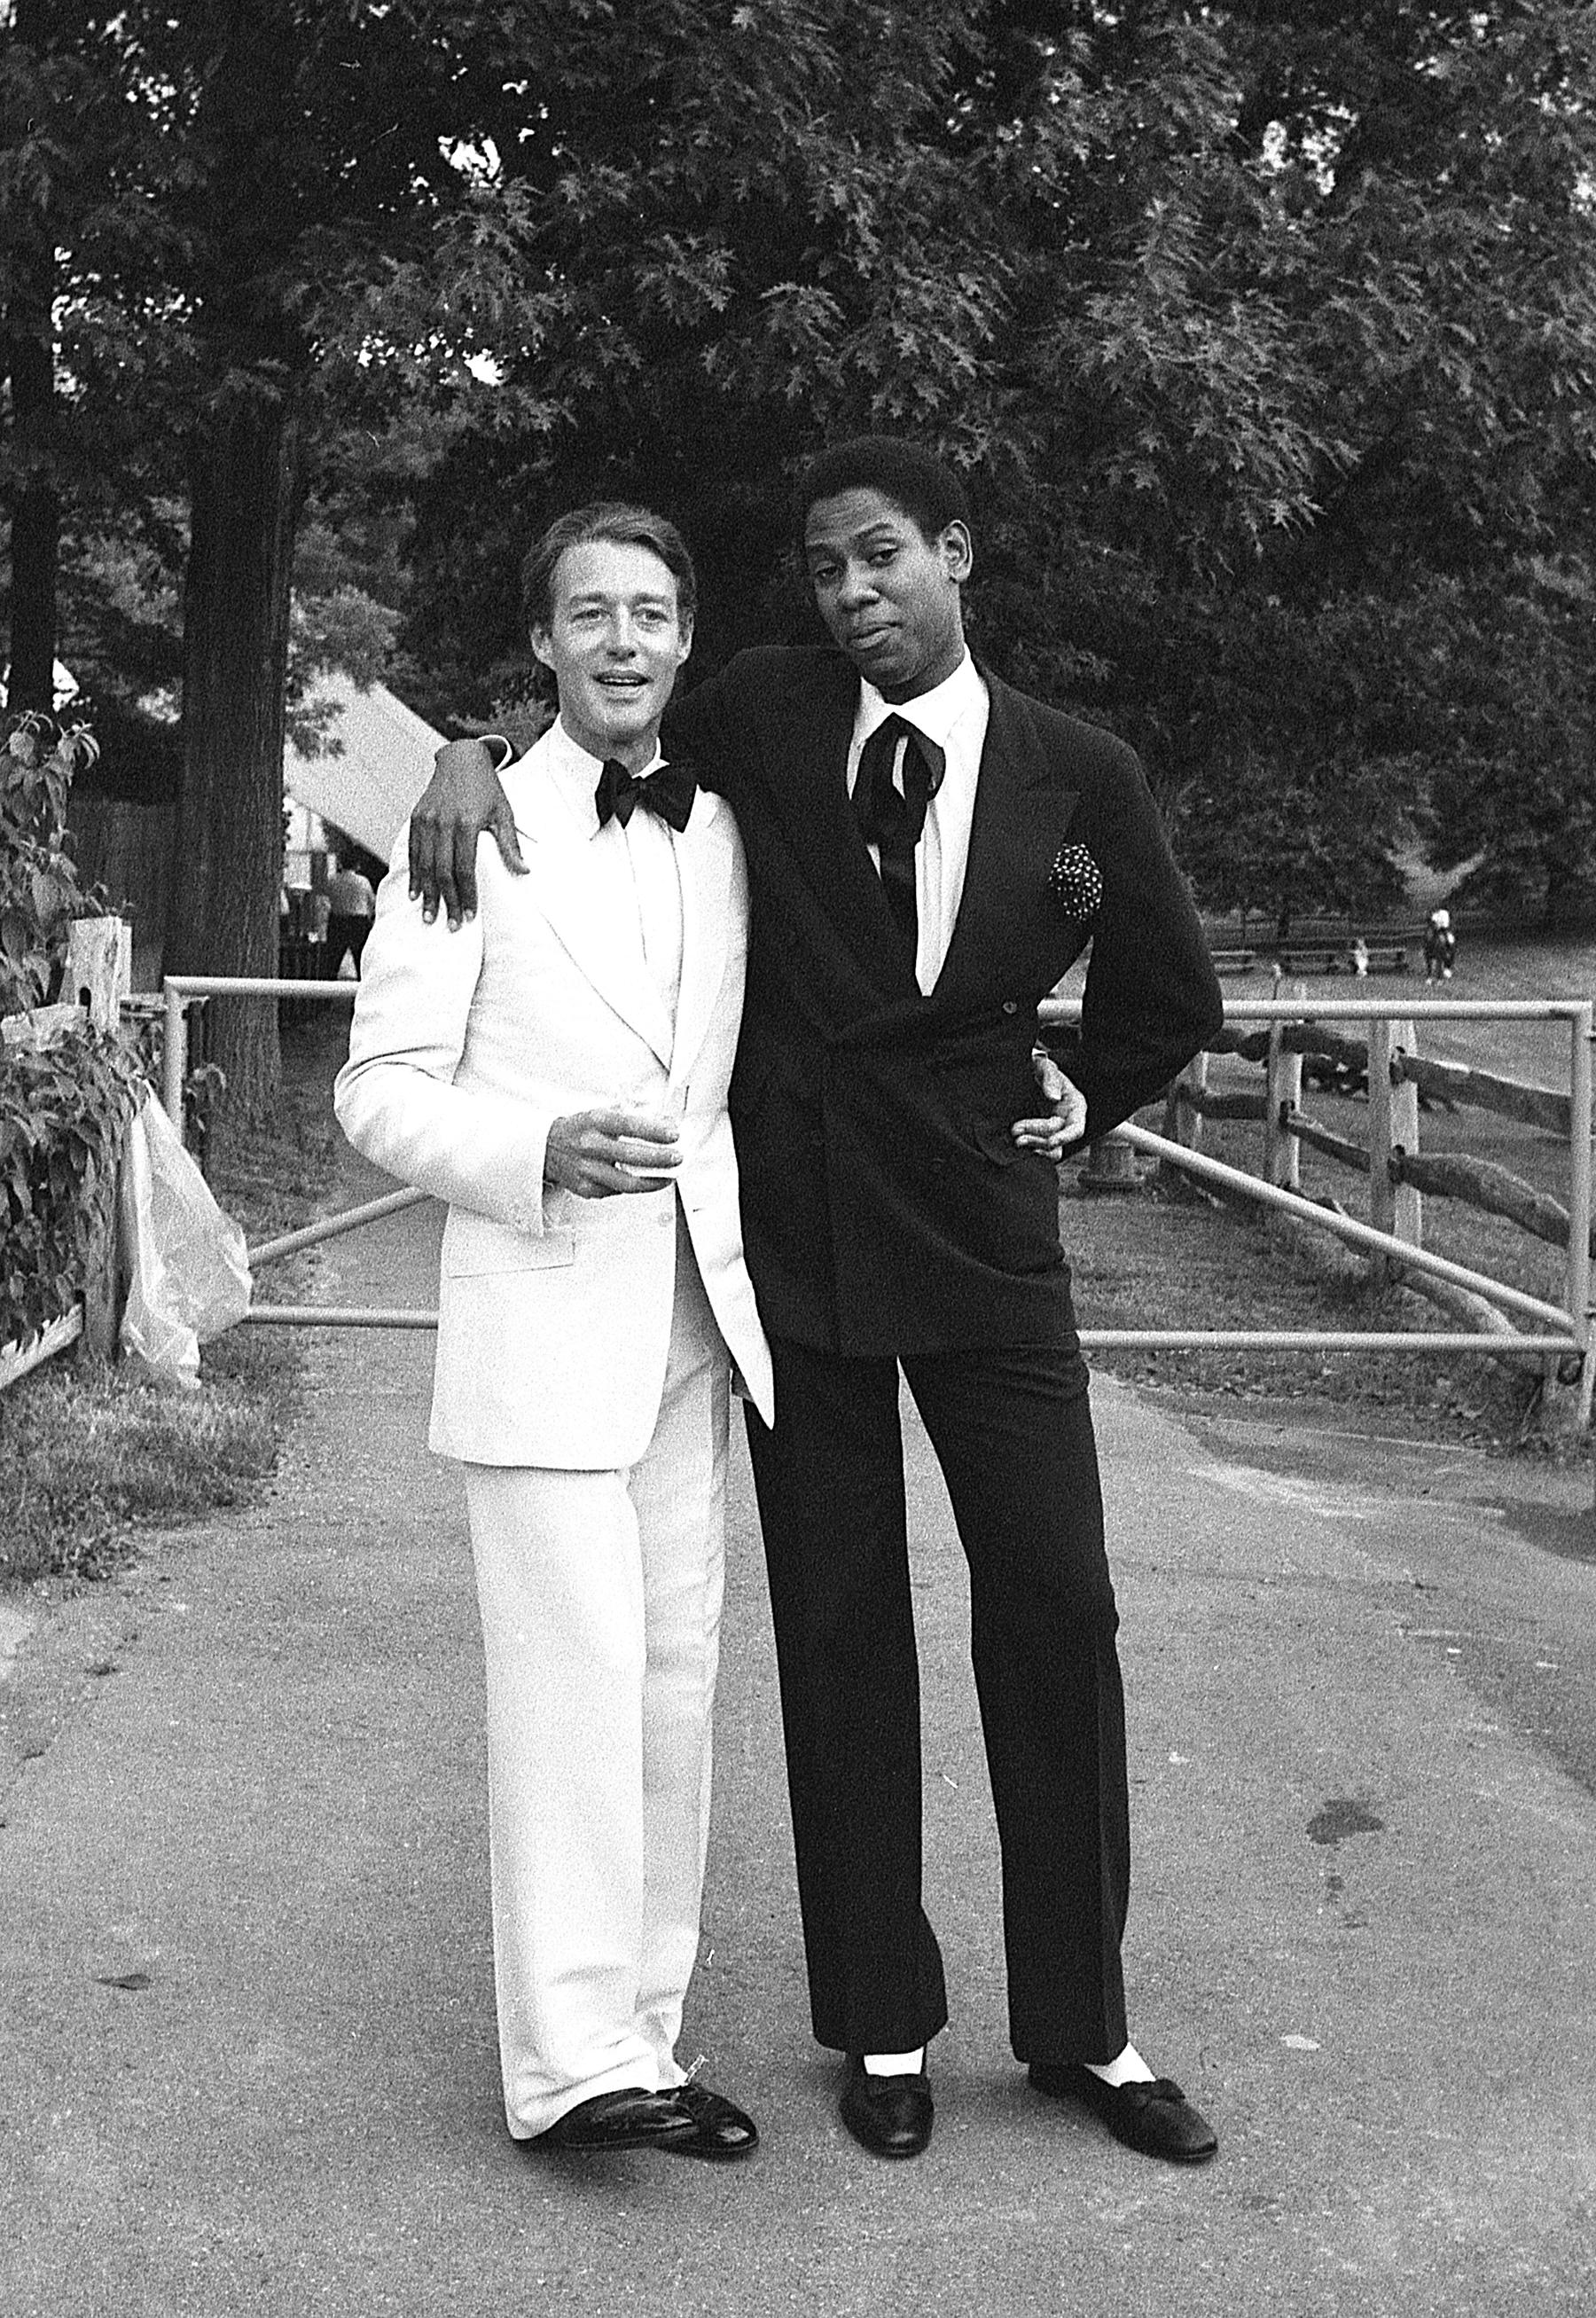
top-left (1, 709), bottom-right (139, 1351)
top-left (1, 709), bottom-right (102, 1014)
top-left (0, 1029), bottom-right (138, 1350)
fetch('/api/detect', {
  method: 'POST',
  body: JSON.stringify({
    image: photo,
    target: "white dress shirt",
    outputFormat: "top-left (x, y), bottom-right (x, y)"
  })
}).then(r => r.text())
top-left (544, 717), bottom-right (684, 1022)
top-left (846, 651), bottom-right (989, 995)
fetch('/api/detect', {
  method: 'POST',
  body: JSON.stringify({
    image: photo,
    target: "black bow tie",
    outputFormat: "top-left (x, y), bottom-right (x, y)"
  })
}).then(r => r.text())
top-left (594, 757), bottom-right (697, 834)
top-left (852, 716), bottom-right (946, 962)
top-left (852, 716), bottom-right (946, 849)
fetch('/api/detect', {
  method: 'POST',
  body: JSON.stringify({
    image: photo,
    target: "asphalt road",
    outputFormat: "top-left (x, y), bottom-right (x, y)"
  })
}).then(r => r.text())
top-left (2, 1149), bottom-right (1594, 2317)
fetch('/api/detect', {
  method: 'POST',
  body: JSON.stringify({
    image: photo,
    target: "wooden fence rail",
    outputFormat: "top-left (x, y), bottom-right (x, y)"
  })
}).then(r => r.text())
top-left (1400, 1052), bottom-right (1570, 1139)
top-left (1393, 1150), bottom-right (1583, 1255)
top-left (1151, 990), bottom-right (1592, 1421)
top-left (1184, 1088), bottom-right (1267, 1124)
top-left (1176, 1016), bottom-right (1578, 1234)
top-left (1206, 1017), bottom-right (1574, 1135)
top-left (0, 1308), bottom-right (85, 1396)
top-left (1283, 1111), bottom-right (1369, 1174)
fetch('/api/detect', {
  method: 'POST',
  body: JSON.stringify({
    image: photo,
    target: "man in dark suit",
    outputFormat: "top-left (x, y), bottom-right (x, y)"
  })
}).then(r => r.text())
top-left (411, 435), bottom-right (1224, 2165)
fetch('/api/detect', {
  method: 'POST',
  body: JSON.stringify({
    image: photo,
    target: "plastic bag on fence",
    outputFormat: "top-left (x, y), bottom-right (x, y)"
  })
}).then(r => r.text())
top-left (118, 1085), bottom-right (253, 1389)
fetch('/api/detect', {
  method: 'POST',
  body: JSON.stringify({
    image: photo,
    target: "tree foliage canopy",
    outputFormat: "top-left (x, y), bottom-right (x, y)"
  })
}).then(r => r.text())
top-left (3, 0), bottom-right (1593, 992)
top-left (359, 1), bottom-right (1595, 928)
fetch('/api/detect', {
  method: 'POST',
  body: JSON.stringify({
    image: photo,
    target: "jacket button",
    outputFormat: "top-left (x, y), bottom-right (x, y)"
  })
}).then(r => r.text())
top-left (1001, 999), bottom-right (1019, 1016)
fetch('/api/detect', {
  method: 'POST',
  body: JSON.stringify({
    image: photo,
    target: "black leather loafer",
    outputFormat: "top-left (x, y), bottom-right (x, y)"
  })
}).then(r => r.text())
top-left (538, 2087), bottom-right (697, 2152)
top-left (1029, 2061), bottom-right (1217, 2164)
top-left (840, 2057), bottom-right (934, 2159)
top-left (659, 2080), bottom-right (760, 2161)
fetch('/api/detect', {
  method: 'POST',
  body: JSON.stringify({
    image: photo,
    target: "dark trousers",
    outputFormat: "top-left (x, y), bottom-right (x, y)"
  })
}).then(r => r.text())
top-left (745, 1333), bottom-right (1130, 2064)
top-left (326, 914), bottom-right (372, 976)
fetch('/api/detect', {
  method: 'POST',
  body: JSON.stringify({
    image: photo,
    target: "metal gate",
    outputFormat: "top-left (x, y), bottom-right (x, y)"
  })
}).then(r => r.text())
top-left (161, 977), bottom-right (1593, 1403)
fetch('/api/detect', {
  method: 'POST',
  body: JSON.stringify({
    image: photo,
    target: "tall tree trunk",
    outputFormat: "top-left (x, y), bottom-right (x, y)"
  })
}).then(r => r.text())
top-left (5, 333), bottom-right (59, 716)
top-left (4, 0), bottom-right (60, 717)
top-left (168, 377), bottom-right (302, 1129)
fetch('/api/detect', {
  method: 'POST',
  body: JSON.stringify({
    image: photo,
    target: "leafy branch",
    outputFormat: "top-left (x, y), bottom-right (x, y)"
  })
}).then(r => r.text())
top-left (1, 709), bottom-right (139, 1351)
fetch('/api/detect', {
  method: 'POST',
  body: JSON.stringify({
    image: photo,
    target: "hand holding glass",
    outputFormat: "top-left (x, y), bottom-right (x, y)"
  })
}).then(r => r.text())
top-left (614, 1080), bottom-right (685, 1180)
top-left (544, 1086), bottom-right (683, 1198)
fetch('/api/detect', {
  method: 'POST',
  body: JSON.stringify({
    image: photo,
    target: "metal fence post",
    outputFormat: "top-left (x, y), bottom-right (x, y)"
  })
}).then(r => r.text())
top-left (161, 981), bottom-right (187, 1145)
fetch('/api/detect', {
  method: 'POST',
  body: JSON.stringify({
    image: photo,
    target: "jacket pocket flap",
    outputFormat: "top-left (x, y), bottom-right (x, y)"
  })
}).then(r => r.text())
top-left (442, 1213), bottom-right (577, 1277)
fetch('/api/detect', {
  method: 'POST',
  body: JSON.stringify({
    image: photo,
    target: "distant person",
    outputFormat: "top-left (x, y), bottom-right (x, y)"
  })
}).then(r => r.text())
top-left (412, 435), bottom-right (1224, 2169)
top-left (1424, 909), bottom-right (1457, 984)
top-left (336, 502), bottom-right (770, 2162)
top-left (1350, 936), bottom-right (1370, 979)
top-left (325, 858), bottom-right (378, 977)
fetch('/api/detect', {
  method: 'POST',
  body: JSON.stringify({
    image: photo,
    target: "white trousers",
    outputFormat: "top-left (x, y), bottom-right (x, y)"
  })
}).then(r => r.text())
top-left (461, 1219), bottom-right (730, 2140)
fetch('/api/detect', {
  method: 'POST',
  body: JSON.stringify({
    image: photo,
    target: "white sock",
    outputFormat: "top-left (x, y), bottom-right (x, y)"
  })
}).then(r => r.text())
top-left (1084, 2040), bottom-right (1155, 2088)
top-left (863, 2047), bottom-right (925, 2076)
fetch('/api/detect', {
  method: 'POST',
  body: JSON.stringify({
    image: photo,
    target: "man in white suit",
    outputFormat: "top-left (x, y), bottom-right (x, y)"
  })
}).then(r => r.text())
top-left (334, 503), bottom-right (772, 2160)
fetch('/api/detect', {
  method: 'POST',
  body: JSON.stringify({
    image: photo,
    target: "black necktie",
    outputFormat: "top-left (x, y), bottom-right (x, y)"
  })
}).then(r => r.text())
top-left (851, 715), bottom-right (946, 962)
top-left (593, 757), bottom-right (697, 833)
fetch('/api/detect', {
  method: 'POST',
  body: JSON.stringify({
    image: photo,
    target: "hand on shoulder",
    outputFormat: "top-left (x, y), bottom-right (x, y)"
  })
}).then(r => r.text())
top-left (410, 737), bottom-right (525, 927)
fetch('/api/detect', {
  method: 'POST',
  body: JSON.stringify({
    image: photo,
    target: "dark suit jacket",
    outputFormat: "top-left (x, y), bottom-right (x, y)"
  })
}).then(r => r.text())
top-left (665, 646), bottom-right (1222, 1358)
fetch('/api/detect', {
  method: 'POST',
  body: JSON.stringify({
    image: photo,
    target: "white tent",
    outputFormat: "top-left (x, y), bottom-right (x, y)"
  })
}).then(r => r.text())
top-left (282, 672), bottom-right (444, 865)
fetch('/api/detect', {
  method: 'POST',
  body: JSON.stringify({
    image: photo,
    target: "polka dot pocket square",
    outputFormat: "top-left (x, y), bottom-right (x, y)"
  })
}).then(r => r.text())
top-left (1048, 842), bottom-right (1103, 921)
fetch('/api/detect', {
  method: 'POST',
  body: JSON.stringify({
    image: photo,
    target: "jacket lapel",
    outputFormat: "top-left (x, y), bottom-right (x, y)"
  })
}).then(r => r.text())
top-left (669, 799), bottom-right (730, 1085)
top-left (932, 671), bottom-right (1081, 1006)
top-left (755, 654), bottom-right (920, 998)
top-left (505, 756), bottom-right (676, 1067)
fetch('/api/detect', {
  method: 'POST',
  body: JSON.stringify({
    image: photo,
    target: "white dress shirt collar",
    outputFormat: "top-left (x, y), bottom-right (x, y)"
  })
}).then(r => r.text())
top-left (853, 649), bottom-right (985, 754)
top-left (544, 716), bottom-right (665, 841)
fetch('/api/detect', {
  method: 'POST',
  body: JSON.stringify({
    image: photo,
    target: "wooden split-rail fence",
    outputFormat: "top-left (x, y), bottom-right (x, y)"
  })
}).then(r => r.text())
top-left (1147, 997), bottom-right (1592, 1417)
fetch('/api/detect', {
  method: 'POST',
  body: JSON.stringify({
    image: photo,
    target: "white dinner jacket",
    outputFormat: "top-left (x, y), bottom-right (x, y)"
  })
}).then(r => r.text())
top-left (333, 729), bottom-right (774, 1468)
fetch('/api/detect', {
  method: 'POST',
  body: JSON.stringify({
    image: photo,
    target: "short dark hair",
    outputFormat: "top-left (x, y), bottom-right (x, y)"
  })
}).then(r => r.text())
top-left (793, 435), bottom-right (972, 547)
top-left (520, 500), bottom-right (698, 630)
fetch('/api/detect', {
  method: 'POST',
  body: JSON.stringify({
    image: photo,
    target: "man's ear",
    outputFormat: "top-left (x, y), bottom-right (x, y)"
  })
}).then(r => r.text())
top-left (528, 624), bottom-right (555, 674)
top-left (675, 616), bottom-right (695, 668)
top-left (940, 521), bottom-right (974, 585)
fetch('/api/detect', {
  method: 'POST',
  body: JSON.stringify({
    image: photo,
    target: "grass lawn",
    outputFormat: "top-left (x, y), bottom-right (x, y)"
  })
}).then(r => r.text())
top-left (0, 1013), bottom-right (345, 1591)
top-left (1065, 928), bottom-right (1595, 1458)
